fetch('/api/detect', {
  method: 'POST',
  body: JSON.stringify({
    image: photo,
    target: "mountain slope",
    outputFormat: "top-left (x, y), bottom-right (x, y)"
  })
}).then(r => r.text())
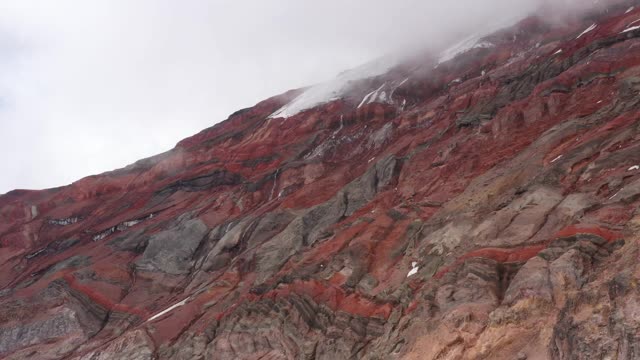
top-left (2, 2), bottom-right (640, 359)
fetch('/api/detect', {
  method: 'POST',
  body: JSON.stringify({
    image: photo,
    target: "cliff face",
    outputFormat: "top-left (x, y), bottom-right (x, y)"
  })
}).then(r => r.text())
top-left (2, 2), bottom-right (640, 359)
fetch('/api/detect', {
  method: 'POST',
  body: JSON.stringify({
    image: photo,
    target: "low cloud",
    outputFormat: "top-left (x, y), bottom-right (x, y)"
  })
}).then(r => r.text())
top-left (0, 0), bottom-right (612, 193)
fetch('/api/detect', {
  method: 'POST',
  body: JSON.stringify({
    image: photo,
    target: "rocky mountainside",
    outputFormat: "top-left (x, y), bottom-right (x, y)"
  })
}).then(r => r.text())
top-left (3, 2), bottom-right (640, 359)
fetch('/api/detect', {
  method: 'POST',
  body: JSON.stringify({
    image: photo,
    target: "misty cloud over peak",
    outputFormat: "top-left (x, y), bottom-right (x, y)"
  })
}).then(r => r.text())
top-left (0, 0), bottom-right (612, 194)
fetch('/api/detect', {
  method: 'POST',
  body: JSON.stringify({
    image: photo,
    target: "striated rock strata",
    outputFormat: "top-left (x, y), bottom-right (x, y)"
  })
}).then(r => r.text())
top-left (3, 2), bottom-right (640, 359)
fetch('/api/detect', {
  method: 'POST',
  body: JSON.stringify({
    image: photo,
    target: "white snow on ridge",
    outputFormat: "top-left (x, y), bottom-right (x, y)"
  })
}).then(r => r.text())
top-left (576, 23), bottom-right (597, 39)
top-left (147, 298), bottom-right (189, 322)
top-left (357, 76), bottom-right (411, 109)
top-left (390, 77), bottom-right (409, 101)
top-left (628, 165), bottom-right (640, 171)
top-left (435, 13), bottom-right (529, 66)
top-left (437, 33), bottom-right (495, 65)
top-left (270, 14), bottom-right (529, 119)
top-left (622, 25), bottom-right (640, 33)
top-left (269, 56), bottom-right (398, 119)
top-left (628, 18), bottom-right (640, 27)
top-left (358, 83), bottom-right (387, 108)
top-left (609, 189), bottom-right (622, 200)
top-left (626, 6), bottom-right (635, 14)
top-left (407, 261), bottom-right (419, 278)
top-left (621, 18), bottom-right (640, 33)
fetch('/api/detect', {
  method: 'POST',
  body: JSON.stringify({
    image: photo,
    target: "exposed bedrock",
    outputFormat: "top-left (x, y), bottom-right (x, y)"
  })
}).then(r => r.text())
top-left (3, 3), bottom-right (640, 359)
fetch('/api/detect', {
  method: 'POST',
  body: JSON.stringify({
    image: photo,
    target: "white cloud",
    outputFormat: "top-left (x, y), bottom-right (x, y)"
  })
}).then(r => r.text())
top-left (0, 0), bottom-right (606, 193)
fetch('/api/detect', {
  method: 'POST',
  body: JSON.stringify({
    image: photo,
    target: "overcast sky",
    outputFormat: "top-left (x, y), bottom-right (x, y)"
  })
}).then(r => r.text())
top-left (0, 0), bottom-right (598, 194)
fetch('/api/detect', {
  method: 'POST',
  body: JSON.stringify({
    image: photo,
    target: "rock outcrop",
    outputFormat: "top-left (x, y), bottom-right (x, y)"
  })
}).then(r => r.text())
top-left (2, 1), bottom-right (640, 359)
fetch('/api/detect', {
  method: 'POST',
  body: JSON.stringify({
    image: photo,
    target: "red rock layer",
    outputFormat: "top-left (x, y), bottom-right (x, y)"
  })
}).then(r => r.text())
top-left (2, 2), bottom-right (640, 359)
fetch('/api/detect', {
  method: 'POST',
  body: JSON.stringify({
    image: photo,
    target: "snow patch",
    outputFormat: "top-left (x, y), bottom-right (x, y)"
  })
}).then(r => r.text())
top-left (334, 115), bottom-right (344, 136)
top-left (93, 227), bottom-right (116, 241)
top-left (628, 165), bottom-right (640, 171)
top-left (358, 77), bottom-right (409, 109)
top-left (622, 25), bottom-right (640, 33)
top-left (49, 216), bottom-right (80, 226)
top-left (435, 14), bottom-right (528, 66)
top-left (269, 56), bottom-right (398, 119)
top-left (148, 298), bottom-right (189, 322)
top-left (553, 49), bottom-right (563, 55)
top-left (628, 18), bottom-right (640, 27)
top-left (438, 33), bottom-right (495, 65)
top-left (271, 16), bottom-right (529, 118)
top-left (358, 83), bottom-right (387, 108)
top-left (407, 262), bottom-right (419, 278)
top-left (269, 169), bottom-right (280, 201)
top-left (626, 6), bottom-right (635, 14)
top-left (121, 219), bottom-right (143, 228)
top-left (551, 155), bottom-right (563, 163)
top-left (93, 213), bottom-right (155, 241)
top-left (609, 189), bottom-right (622, 200)
top-left (390, 77), bottom-right (409, 101)
top-left (576, 23), bottom-right (597, 39)
top-left (25, 248), bottom-right (47, 260)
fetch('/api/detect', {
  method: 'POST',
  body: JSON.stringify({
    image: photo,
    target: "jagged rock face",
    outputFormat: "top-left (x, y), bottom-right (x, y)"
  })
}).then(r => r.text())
top-left (3, 2), bottom-right (640, 359)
